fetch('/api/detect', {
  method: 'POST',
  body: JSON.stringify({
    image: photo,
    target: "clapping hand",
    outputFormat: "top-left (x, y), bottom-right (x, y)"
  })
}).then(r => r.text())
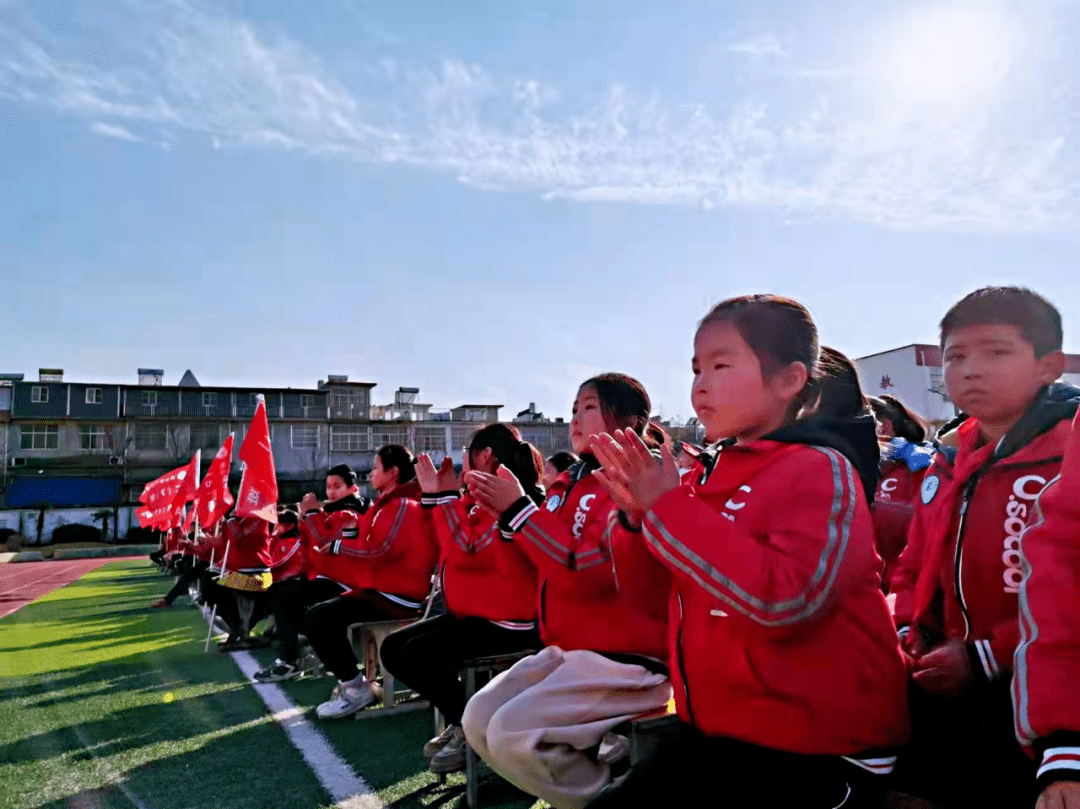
top-left (590, 430), bottom-right (680, 524)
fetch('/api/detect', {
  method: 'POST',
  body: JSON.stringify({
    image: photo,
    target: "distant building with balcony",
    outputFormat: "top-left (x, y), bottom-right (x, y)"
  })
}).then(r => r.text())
top-left (0, 368), bottom-right (570, 514)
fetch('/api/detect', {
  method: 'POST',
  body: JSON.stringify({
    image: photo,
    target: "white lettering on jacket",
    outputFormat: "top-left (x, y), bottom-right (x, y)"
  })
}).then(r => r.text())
top-left (721, 485), bottom-right (752, 522)
top-left (572, 493), bottom-right (595, 538)
top-left (879, 477), bottom-right (899, 500)
top-left (1003, 475), bottom-right (1047, 594)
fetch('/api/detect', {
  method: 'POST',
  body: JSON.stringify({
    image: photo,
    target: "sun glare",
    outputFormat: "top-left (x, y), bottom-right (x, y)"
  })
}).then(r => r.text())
top-left (874, 7), bottom-right (1013, 105)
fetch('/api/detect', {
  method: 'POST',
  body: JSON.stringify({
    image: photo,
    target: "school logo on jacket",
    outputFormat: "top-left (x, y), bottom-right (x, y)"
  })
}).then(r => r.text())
top-left (545, 494), bottom-right (562, 512)
top-left (920, 475), bottom-right (940, 505)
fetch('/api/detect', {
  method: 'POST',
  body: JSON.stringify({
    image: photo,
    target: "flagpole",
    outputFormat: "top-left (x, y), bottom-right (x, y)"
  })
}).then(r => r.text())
top-left (205, 538), bottom-right (231, 654)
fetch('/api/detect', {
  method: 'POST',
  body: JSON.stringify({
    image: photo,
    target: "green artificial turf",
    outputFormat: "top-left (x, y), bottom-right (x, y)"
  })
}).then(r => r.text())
top-left (0, 561), bottom-right (333, 809)
top-left (0, 562), bottom-right (545, 809)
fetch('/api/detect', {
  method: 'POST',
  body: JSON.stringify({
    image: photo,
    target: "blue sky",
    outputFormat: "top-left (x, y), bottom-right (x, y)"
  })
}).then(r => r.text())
top-left (2, 0), bottom-right (1080, 422)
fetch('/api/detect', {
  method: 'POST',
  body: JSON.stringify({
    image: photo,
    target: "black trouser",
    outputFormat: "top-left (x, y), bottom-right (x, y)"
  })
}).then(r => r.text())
top-left (268, 577), bottom-right (346, 663)
top-left (587, 722), bottom-right (887, 809)
top-left (380, 613), bottom-right (541, 725)
top-left (301, 590), bottom-right (420, 682)
top-left (891, 676), bottom-right (1034, 808)
top-left (163, 558), bottom-right (208, 604)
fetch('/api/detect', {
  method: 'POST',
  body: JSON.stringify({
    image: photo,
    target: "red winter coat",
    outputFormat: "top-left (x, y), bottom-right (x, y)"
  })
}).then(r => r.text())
top-left (304, 481), bottom-right (436, 602)
top-left (892, 392), bottom-right (1077, 681)
top-left (874, 459), bottom-right (930, 587)
top-left (426, 491), bottom-right (538, 624)
top-left (642, 438), bottom-right (909, 758)
top-left (1014, 409), bottom-right (1080, 789)
top-left (500, 460), bottom-right (668, 660)
top-left (261, 529), bottom-right (308, 581)
top-left (219, 517), bottom-right (272, 572)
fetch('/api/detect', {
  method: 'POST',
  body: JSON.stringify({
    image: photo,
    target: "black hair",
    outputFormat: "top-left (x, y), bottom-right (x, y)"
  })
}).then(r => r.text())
top-left (579, 373), bottom-right (667, 448)
top-left (547, 451), bottom-right (580, 474)
top-left (868, 395), bottom-right (928, 444)
top-left (327, 464), bottom-right (357, 488)
top-left (277, 509), bottom-right (299, 527)
top-left (376, 444), bottom-right (416, 485)
top-left (808, 347), bottom-right (870, 421)
top-left (469, 424), bottom-right (546, 503)
top-left (940, 286), bottom-right (1063, 358)
top-left (699, 294), bottom-right (820, 421)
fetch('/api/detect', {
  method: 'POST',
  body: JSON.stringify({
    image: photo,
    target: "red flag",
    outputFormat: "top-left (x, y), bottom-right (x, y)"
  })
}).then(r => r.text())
top-left (235, 396), bottom-right (278, 524)
top-left (138, 456), bottom-right (199, 531)
top-left (197, 433), bottom-right (235, 529)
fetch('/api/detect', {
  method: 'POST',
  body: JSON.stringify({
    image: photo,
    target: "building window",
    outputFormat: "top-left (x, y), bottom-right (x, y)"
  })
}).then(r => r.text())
top-left (413, 426), bottom-right (447, 453)
top-left (142, 391), bottom-right (158, 407)
top-left (85, 388), bottom-right (103, 405)
top-left (31, 386), bottom-right (49, 404)
top-left (135, 423), bottom-right (167, 452)
top-left (300, 394), bottom-right (315, 409)
top-left (331, 425), bottom-right (370, 452)
top-left (203, 392), bottom-right (217, 408)
top-left (331, 391), bottom-right (350, 411)
top-left (465, 407), bottom-right (486, 422)
top-left (190, 423), bottom-right (225, 451)
top-left (291, 424), bottom-right (319, 449)
top-left (20, 423), bottom-right (59, 450)
top-left (80, 424), bottom-right (108, 450)
top-left (450, 425), bottom-right (480, 452)
top-left (371, 426), bottom-right (408, 449)
top-left (929, 368), bottom-right (950, 402)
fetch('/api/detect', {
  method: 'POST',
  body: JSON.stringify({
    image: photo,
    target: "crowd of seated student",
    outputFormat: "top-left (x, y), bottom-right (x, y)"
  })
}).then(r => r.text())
top-left (147, 284), bottom-right (1080, 809)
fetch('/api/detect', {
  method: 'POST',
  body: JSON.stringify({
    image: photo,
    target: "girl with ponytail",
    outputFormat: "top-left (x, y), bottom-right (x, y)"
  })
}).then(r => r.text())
top-left (380, 424), bottom-right (546, 775)
top-left (589, 295), bottom-right (908, 809)
top-left (459, 374), bottom-right (672, 809)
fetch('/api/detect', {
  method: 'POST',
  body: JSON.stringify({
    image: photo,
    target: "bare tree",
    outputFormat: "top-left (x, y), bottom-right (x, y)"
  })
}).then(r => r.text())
top-left (166, 423), bottom-right (193, 467)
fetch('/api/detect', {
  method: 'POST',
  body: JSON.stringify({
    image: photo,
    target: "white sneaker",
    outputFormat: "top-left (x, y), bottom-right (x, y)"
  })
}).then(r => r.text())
top-left (315, 682), bottom-right (377, 719)
top-left (424, 724), bottom-right (460, 762)
top-left (429, 726), bottom-right (467, 774)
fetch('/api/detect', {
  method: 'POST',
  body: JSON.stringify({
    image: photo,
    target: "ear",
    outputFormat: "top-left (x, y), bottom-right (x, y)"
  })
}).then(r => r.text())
top-left (774, 360), bottom-right (811, 402)
top-left (1037, 350), bottom-right (1066, 386)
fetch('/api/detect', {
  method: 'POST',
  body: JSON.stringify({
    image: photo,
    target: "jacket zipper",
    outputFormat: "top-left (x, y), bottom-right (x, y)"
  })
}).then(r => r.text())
top-left (675, 593), bottom-right (694, 724)
top-left (539, 578), bottom-right (548, 635)
top-left (952, 477), bottom-right (980, 641)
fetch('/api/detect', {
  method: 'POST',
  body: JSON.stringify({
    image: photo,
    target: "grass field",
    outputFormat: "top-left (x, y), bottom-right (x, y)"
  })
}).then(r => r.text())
top-left (0, 561), bottom-right (542, 809)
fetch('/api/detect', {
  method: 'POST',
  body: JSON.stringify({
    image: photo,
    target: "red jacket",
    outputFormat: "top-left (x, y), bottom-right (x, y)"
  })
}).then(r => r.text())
top-left (219, 517), bottom-right (272, 572)
top-left (261, 529), bottom-right (308, 581)
top-left (425, 491), bottom-right (539, 624)
top-left (892, 387), bottom-right (1078, 682)
top-left (1013, 409), bottom-right (1080, 789)
top-left (304, 481), bottom-right (437, 602)
top-left (500, 459), bottom-right (668, 660)
top-left (874, 456), bottom-right (931, 588)
top-left (642, 438), bottom-right (909, 759)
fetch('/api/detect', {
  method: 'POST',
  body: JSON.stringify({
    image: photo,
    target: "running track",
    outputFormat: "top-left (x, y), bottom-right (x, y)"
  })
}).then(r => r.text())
top-left (0, 558), bottom-right (142, 620)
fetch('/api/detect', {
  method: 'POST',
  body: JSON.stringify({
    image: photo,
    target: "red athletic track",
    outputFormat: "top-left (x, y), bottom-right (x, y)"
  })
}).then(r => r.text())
top-left (0, 558), bottom-right (143, 619)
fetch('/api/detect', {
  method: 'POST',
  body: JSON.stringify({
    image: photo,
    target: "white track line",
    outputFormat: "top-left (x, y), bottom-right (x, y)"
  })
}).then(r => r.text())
top-left (230, 652), bottom-right (383, 809)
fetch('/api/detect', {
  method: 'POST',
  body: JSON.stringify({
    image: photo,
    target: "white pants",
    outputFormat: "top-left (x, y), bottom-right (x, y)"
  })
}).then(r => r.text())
top-left (462, 646), bottom-right (672, 809)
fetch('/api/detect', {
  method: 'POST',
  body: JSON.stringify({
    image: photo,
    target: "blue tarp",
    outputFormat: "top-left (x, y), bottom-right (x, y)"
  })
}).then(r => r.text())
top-left (5, 477), bottom-right (123, 508)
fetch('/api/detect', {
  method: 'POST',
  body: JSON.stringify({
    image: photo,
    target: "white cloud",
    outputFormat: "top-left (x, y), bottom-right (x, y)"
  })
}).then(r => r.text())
top-left (725, 34), bottom-right (789, 60)
top-left (89, 121), bottom-right (142, 141)
top-left (0, 0), bottom-right (1075, 232)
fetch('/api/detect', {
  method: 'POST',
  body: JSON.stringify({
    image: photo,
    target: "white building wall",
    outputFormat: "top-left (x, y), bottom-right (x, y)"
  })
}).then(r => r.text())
top-left (856, 347), bottom-right (958, 423)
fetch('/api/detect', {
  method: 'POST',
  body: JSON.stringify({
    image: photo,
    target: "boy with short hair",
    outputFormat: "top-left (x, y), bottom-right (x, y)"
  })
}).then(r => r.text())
top-left (1013, 408), bottom-right (1080, 809)
top-left (890, 286), bottom-right (1079, 807)
top-left (253, 465), bottom-right (371, 682)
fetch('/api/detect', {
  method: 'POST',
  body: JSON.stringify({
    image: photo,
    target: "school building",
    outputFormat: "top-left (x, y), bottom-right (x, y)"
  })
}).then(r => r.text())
top-left (855, 344), bottom-right (1080, 424)
top-left (0, 368), bottom-right (570, 541)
